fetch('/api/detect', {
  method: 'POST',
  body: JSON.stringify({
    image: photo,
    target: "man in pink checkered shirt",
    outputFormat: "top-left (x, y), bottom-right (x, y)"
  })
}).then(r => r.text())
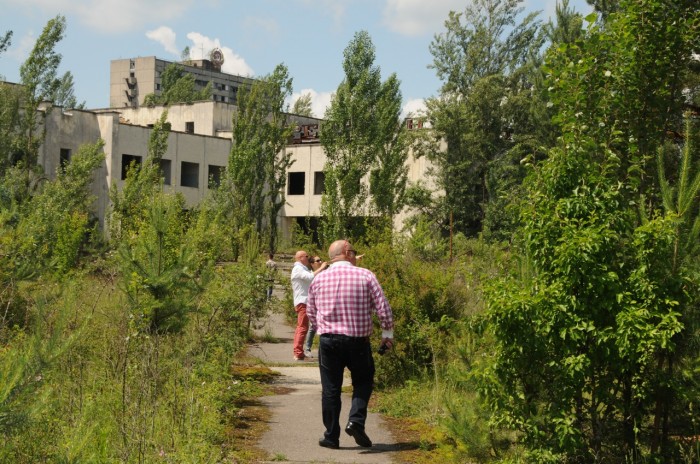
top-left (307, 239), bottom-right (394, 450)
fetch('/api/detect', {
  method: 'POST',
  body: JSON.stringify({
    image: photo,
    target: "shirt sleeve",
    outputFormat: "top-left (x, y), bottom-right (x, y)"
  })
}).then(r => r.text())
top-left (368, 273), bottom-right (393, 335)
top-left (291, 265), bottom-right (314, 283)
top-left (307, 281), bottom-right (317, 331)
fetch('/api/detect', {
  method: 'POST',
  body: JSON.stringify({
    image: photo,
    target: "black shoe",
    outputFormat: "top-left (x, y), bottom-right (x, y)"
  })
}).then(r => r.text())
top-left (318, 437), bottom-right (339, 449)
top-left (345, 421), bottom-right (372, 447)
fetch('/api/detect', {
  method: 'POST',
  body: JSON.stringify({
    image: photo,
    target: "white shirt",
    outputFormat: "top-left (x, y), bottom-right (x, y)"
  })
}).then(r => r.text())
top-left (291, 262), bottom-right (314, 306)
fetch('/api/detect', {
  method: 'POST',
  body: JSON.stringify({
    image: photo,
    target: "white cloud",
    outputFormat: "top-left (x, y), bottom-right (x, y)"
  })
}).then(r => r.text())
top-left (12, 0), bottom-right (193, 34)
top-left (401, 98), bottom-right (427, 119)
top-left (290, 89), bottom-right (334, 119)
top-left (382, 0), bottom-right (464, 37)
top-left (146, 27), bottom-right (179, 56)
top-left (185, 32), bottom-right (255, 77)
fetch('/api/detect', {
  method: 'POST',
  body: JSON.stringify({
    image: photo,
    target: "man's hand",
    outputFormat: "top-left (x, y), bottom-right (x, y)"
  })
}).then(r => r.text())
top-left (378, 337), bottom-right (393, 355)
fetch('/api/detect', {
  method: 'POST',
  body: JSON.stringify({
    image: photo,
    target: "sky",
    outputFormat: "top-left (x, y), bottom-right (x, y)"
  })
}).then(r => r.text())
top-left (0, 0), bottom-right (593, 118)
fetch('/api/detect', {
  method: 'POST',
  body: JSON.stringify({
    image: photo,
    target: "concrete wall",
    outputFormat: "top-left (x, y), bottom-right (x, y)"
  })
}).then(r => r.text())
top-left (116, 101), bottom-right (232, 136)
top-left (37, 100), bottom-right (441, 241)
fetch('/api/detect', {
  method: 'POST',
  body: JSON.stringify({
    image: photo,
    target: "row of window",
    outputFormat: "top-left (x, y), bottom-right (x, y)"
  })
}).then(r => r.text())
top-left (61, 149), bottom-right (326, 195)
top-left (120, 154), bottom-right (223, 189)
top-left (288, 171), bottom-right (324, 196)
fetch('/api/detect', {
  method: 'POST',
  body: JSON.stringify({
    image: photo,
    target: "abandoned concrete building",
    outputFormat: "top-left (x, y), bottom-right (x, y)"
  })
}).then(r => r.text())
top-left (31, 56), bottom-right (435, 241)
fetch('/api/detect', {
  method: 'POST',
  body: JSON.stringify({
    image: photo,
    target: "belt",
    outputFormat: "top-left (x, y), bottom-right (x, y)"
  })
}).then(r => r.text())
top-left (320, 333), bottom-right (370, 342)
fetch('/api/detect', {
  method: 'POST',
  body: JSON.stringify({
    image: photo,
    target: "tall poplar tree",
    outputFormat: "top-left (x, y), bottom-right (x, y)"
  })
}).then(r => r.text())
top-left (225, 63), bottom-right (293, 253)
top-left (369, 73), bottom-right (408, 225)
top-left (321, 30), bottom-right (407, 239)
top-left (18, 15), bottom-right (66, 170)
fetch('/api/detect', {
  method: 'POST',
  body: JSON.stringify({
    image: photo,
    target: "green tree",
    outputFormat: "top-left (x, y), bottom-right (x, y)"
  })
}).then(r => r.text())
top-left (427, 0), bottom-right (546, 238)
top-left (0, 30), bottom-right (11, 58)
top-left (0, 82), bottom-right (22, 175)
top-left (224, 63), bottom-right (294, 254)
top-left (14, 140), bottom-right (104, 275)
top-left (292, 92), bottom-right (313, 117)
top-left (369, 73), bottom-right (409, 225)
top-left (180, 46), bottom-right (190, 62)
top-left (17, 15), bottom-right (65, 171)
top-left (543, 0), bottom-right (585, 44)
top-left (143, 63), bottom-right (212, 106)
top-left (483, 1), bottom-right (700, 460)
top-left (586, 0), bottom-right (620, 19)
top-left (109, 111), bottom-right (170, 241)
top-left (320, 30), bottom-right (406, 239)
top-left (53, 71), bottom-right (85, 109)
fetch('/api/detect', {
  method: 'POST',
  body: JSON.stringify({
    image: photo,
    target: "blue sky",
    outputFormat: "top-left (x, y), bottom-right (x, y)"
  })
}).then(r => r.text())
top-left (0, 0), bottom-right (592, 118)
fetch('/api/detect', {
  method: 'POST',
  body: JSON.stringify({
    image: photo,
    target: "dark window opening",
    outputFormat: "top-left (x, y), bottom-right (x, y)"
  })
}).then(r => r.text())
top-left (181, 161), bottom-right (199, 188)
top-left (159, 159), bottom-right (172, 185)
top-left (313, 171), bottom-right (325, 195)
top-left (121, 154), bottom-right (142, 180)
top-left (59, 148), bottom-right (71, 169)
top-left (208, 164), bottom-right (224, 188)
top-left (288, 172), bottom-right (305, 195)
top-left (185, 121), bottom-right (194, 133)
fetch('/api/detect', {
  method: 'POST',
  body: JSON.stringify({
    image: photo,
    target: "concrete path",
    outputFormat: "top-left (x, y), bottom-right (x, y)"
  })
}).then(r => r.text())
top-left (248, 307), bottom-right (405, 464)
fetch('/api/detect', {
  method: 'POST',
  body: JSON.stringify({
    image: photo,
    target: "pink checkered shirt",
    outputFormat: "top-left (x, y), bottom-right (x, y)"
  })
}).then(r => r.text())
top-left (307, 261), bottom-right (393, 337)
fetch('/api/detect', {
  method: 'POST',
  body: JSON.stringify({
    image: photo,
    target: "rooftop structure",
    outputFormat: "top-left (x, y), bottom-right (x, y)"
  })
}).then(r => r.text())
top-left (110, 56), bottom-right (256, 109)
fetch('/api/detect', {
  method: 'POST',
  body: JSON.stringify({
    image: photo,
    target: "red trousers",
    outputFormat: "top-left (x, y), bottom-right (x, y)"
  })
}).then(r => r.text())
top-left (293, 303), bottom-right (309, 358)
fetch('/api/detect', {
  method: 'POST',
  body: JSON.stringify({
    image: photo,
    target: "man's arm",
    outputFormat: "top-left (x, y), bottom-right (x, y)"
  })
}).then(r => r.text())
top-left (307, 283), bottom-right (317, 331)
top-left (368, 274), bottom-right (393, 346)
top-left (291, 264), bottom-right (314, 283)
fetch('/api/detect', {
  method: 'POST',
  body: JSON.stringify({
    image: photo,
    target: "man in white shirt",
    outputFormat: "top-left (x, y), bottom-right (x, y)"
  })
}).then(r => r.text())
top-left (291, 250), bottom-right (327, 360)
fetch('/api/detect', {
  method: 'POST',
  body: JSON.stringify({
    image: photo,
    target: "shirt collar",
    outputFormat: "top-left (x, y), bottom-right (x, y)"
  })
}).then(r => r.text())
top-left (330, 260), bottom-right (353, 268)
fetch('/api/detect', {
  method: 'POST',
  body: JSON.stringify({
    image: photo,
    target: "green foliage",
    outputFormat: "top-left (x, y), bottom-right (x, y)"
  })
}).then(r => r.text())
top-left (0, 283), bottom-right (81, 457)
top-left (427, 0), bottom-right (548, 237)
top-left (53, 71), bottom-right (85, 109)
top-left (0, 82), bottom-right (22, 175)
top-left (362, 237), bottom-right (490, 386)
top-left (321, 31), bottom-right (407, 239)
top-left (0, 30), bottom-right (11, 57)
top-left (17, 15), bottom-right (66, 169)
top-left (185, 194), bottom-right (235, 266)
top-left (109, 111), bottom-right (169, 241)
top-left (143, 63), bottom-right (212, 106)
top-left (292, 92), bottom-right (313, 117)
top-left (479, 1), bottom-right (700, 457)
top-left (6, 140), bottom-right (104, 277)
top-left (117, 193), bottom-right (200, 334)
top-left (543, 0), bottom-right (585, 45)
top-left (223, 63), bottom-right (294, 255)
top-left (369, 73), bottom-right (409, 220)
top-left (0, 268), bottom-right (256, 462)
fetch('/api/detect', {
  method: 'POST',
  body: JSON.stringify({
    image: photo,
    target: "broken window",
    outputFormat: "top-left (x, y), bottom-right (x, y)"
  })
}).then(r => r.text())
top-left (121, 154), bottom-right (142, 180)
top-left (160, 159), bottom-right (172, 185)
top-left (314, 171), bottom-right (325, 195)
top-left (185, 121), bottom-right (195, 133)
top-left (208, 164), bottom-right (224, 188)
top-left (288, 172), bottom-right (305, 195)
top-left (181, 161), bottom-right (199, 188)
top-left (59, 148), bottom-right (71, 170)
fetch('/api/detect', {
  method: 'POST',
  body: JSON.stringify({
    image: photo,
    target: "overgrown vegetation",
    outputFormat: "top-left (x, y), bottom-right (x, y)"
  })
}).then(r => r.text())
top-left (1, 1), bottom-right (699, 462)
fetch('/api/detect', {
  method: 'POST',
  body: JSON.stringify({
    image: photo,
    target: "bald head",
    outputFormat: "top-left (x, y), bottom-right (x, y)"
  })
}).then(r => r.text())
top-left (328, 239), bottom-right (357, 264)
top-left (294, 250), bottom-right (310, 266)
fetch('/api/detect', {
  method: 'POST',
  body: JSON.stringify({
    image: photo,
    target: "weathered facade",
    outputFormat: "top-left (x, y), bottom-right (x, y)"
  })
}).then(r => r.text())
top-left (37, 99), bottom-right (436, 241)
top-left (110, 56), bottom-right (256, 109)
